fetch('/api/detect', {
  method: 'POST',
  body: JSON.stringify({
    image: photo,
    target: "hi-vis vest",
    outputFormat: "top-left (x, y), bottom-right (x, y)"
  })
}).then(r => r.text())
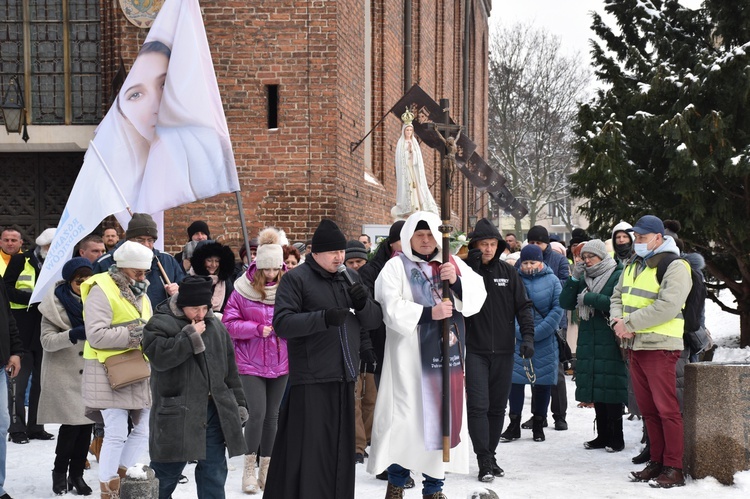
top-left (80, 273), bottom-right (152, 363)
top-left (620, 262), bottom-right (686, 338)
top-left (9, 257), bottom-right (36, 310)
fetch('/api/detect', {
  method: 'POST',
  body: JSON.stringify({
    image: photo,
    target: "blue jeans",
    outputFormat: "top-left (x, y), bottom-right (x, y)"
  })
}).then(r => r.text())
top-left (387, 463), bottom-right (444, 495)
top-left (151, 401), bottom-right (227, 499)
top-left (0, 373), bottom-right (9, 496)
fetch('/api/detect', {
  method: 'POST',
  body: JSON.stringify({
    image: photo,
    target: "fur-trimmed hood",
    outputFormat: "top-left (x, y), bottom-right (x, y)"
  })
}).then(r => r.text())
top-left (190, 242), bottom-right (236, 281)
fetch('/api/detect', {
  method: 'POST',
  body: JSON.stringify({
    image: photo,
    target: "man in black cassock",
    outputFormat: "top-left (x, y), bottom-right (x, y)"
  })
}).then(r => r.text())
top-left (263, 219), bottom-right (382, 499)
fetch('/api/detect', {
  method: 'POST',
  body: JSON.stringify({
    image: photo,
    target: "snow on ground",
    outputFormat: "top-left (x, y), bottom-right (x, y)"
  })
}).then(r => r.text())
top-left (5, 297), bottom-right (749, 498)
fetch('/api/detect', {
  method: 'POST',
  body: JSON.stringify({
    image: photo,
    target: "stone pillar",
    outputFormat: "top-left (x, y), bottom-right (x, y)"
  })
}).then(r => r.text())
top-left (684, 362), bottom-right (750, 485)
top-left (120, 464), bottom-right (159, 499)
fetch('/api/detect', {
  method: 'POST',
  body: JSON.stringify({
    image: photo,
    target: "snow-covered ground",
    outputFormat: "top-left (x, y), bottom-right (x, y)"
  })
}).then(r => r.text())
top-left (5, 297), bottom-right (749, 498)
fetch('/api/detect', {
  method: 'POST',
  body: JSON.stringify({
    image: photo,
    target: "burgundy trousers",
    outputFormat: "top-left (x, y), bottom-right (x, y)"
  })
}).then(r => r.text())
top-left (629, 349), bottom-right (684, 468)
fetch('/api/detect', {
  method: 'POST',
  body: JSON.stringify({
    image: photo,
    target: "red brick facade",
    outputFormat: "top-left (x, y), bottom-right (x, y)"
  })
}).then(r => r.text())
top-left (106, 0), bottom-right (491, 254)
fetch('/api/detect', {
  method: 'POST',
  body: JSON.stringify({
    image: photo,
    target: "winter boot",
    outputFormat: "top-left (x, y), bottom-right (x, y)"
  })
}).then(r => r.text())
top-left (532, 415), bottom-right (546, 442)
top-left (52, 471), bottom-right (68, 495)
top-left (423, 492), bottom-right (448, 499)
top-left (648, 466), bottom-right (685, 488)
top-left (584, 403), bottom-right (608, 449)
top-left (68, 474), bottom-right (93, 496)
top-left (477, 456), bottom-right (494, 482)
top-left (522, 416), bottom-right (547, 429)
top-left (490, 456), bottom-right (504, 477)
top-left (89, 436), bottom-right (103, 462)
top-left (257, 456), bottom-right (271, 490)
top-left (605, 415), bottom-right (625, 452)
top-left (99, 477), bottom-right (120, 499)
top-left (632, 433), bottom-right (651, 464)
top-left (630, 461), bottom-right (663, 482)
top-left (553, 415), bottom-right (568, 431)
top-left (499, 414), bottom-right (521, 442)
top-left (385, 482), bottom-right (405, 499)
top-left (242, 453), bottom-right (259, 493)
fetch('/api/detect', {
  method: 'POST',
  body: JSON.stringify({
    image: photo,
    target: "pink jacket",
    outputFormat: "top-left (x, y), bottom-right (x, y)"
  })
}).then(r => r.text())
top-left (222, 291), bottom-right (289, 378)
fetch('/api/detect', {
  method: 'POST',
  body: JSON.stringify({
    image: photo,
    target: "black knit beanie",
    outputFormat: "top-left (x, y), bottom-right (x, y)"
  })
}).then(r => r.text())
top-left (187, 220), bottom-right (210, 240)
top-left (176, 275), bottom-right (214, 308)
top-left (526, 225), bottom-right (550, 245)
top-left (311, 219), bottom-right (346, 252)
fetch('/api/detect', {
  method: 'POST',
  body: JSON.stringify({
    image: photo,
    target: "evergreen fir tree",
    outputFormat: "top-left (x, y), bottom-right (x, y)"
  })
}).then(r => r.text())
top-left (571, 0), bottom-right (750, 347)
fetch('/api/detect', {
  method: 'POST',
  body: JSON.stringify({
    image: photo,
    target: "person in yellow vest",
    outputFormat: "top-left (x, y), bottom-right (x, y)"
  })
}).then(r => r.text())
top-left (0, 229), bottom-right (24, 277)
top-left (3, 227), bottom-right (56, 444)
top-left (610, 215), bottom-right (691, 489)
top-left (80, 241), bottom-right (154, 499)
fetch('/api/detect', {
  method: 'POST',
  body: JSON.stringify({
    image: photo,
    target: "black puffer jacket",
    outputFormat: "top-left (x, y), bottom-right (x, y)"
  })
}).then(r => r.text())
top-left (465, 219), bottom-right (534, 354)
top-left (273, 255), bottom-right (382, 385)
top-left (357, 238), bottom-right (394, 375)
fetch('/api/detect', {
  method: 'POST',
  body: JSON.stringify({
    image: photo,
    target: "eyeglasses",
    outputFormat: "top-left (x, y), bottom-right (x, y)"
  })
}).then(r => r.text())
top-left (582, 254), bottom-right (600, 262)
top-left (132, 237), bottom-right (156, 245)
top-left (128, 270), bottom-right (148, 278)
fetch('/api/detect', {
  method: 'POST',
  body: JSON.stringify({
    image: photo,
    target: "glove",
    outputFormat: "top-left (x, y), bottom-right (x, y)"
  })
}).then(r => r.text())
top-left (466, 248), bottom-right (482, 267)
top-left (325, 308), bottom-right (350, 327)
top-left (238, 406), bottom-right (249, 426)
top-left (572, 261), bottom-right (586, 280)
top-left (348, 283), bottom-right (368, 311)
top-left (519, 338), bottom-right (535, 359)
top-left (360, 348), bottom-right (377, 366)
top-left (69, 325), bottom-right (86, 343)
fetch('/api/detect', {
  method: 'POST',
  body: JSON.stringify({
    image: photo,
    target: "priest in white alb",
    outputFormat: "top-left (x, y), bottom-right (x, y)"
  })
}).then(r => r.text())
top-left (367, 211), bottom-right (487, 498)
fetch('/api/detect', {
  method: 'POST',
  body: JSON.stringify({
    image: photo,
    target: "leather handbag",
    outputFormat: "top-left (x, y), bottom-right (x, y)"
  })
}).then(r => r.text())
top-left (103, 349), bottom-right (150, 390)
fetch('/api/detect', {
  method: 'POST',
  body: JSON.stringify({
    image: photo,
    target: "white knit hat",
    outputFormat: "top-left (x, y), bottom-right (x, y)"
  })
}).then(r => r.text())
top-left (114, 240), bottom-right (154, 270)
top-left (35, 227), bottom-right (56, 247)
top-left (255, 228), bottom-right (283, 269)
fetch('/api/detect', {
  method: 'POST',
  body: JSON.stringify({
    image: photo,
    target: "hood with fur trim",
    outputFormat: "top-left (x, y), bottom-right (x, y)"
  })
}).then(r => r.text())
top-left (190, 242), bottom-right (236, 281)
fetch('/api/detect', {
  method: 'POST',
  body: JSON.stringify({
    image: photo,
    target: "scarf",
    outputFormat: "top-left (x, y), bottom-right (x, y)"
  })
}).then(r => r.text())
top-left (233, 273), bottom-right (278, 305)
top-left (54, 282), bottom-right (84, 328)
top-left (208, 274), bottom-right (227, 311)
top-left (578, 258), bottom-right (618, 320)
top-left (109, 266), bottom-right (145, 313)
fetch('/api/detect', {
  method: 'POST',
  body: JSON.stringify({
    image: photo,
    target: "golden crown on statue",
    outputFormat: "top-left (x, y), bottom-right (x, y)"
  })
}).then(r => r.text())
top-left (401, 107), bottom-right (415, 126)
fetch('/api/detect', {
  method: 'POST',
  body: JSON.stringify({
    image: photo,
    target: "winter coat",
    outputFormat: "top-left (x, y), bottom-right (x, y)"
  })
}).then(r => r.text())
top-left (37, 281), bottom-right (91, 425)
top-left (512, 264), bottom-right (562, 386)
top-left (93, 244), bottom-right (185, 307)
top-left (222, 262), bottom-right (288, 378)
top-left (610, 236), bottom-right (691, 351)
top-left (0, 284), bottom-right (23, 365)
top-left (559, 264), bottom-right (628, 405)
top-left (272, 254), bottom-right (382, 385)
top-left (515, 244), bottom-right (569, 329)
top-left (464, 220), bottom-right (534, 355)
top-left (81, 280), bottom-right (151, 415)
top-left (3, 249), bottom-right (42, 351)
top-left (367, 213), bottom-right (487, 480)
top-left (190, 241), bottom-right (236, 313)
top-left (143, 296), bottom-right (248, 462)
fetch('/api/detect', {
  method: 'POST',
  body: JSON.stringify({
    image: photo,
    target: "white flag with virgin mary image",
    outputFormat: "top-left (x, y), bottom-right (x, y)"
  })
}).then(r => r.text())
top-left (30, 0), bottom-right (238, 304)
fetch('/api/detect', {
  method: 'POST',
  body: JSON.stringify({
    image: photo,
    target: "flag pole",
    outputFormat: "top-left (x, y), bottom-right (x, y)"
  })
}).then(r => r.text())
top-left (234, 191), bottom-right (252, 266)
top-left (90, 141), bottom-right (133, 216)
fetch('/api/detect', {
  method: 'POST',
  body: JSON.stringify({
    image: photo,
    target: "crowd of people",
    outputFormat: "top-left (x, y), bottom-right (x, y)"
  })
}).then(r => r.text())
top-left (0, 211), bottom-right (705, 498)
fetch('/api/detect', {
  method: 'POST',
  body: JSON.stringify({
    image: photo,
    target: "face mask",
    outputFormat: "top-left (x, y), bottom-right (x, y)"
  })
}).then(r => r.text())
top-left (634, 236), bottom-right (656, 258)
top-left (522, 266), bottom-right (541, 276)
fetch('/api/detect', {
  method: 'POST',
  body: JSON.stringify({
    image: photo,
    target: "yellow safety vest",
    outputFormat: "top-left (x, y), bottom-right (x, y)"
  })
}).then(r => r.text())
top-left (80, 273), bottom-right (152, 363)
top-left (9, 257), bottom-right (36, 310)
top-left (620, 262), bottom-right (686, 338)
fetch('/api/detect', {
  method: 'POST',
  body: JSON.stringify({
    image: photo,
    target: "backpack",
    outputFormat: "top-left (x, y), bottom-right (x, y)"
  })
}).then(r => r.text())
top-left (655, 254), bottom-right (707, 335)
